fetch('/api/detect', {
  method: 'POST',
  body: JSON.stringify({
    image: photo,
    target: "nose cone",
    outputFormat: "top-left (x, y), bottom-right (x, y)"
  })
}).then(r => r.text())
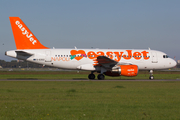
top-left (170, 59), bottom-right (177, 68)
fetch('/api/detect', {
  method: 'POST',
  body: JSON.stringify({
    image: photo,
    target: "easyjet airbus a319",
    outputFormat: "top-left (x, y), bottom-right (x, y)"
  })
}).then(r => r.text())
top-left (5, 17), bottom-right (177, 80)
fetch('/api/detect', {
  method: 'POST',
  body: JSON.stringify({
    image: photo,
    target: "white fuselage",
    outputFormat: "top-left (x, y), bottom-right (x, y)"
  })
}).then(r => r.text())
top-left (5, 49), bottom-right (177, 71)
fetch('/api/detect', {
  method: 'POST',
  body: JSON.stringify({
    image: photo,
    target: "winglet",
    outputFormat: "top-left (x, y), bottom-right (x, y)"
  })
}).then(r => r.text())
top-left (9, 17), bottom-right (49, 50)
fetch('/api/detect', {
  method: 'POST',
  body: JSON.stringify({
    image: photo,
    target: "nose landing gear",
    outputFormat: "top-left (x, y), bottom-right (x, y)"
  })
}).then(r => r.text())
top-left (149, 70), bottom-right (154, 80)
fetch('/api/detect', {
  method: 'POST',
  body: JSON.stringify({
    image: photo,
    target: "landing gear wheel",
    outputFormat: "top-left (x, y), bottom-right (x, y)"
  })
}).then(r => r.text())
top-left (149, 76), bottom-right (154, 80)
top-left (97, 74), bottom-right (105, 80)
top-left (88, 74), bottom-right (95, 80)
top-left (149, 70), bottom-right (154, 80)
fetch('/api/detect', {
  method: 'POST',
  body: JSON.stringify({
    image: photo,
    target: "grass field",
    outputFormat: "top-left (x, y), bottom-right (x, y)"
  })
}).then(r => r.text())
top-left (0, 81), bottom-right (180, 120)
top-left (0, 70), bottom-right (180, 120)
top-left (0, 70), bottom-right (180, 80)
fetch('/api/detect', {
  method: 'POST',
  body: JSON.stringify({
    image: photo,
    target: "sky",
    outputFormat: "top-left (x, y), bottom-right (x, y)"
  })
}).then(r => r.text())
top-left (0, 0), bottom-right (180, 61)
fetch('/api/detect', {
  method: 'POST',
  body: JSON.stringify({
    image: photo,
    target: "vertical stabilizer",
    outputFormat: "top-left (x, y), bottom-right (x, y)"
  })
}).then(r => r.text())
top-left (9, 17), bottom-right (49, 50)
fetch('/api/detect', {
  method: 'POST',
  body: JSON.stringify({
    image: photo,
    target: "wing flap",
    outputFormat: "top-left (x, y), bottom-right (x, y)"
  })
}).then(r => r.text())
top-left (93, 56), bottom-right (117, 68)
top-left (93, 56), bottom-right (132, 69)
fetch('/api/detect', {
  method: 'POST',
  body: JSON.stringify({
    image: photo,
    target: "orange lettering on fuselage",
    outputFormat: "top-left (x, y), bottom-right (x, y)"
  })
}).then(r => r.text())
top-left (123, 50), bottom-right (132, 60)
top-left (97, 51), bottom-right (105, 56)
top-left (133, 52), bottom-right (141, 60)
top-left (87, 51), bottom-right (97, 59)
top-left (114, 52), bottom-right (123, 62)
top-left (51, 57), bottom-right (70, 61)
top-left (141, 51), bottom-right (149, 60)
top-left (106, 52), bottom-right (113, 59)
top-left (70, 50), bottom-right (150, 61)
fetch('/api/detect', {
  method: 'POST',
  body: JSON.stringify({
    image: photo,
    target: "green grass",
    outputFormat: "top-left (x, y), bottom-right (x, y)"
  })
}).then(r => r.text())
top-left (0, 81), bottom-right (180, 120)
top-left (0, 71), bottom-right (180, 80)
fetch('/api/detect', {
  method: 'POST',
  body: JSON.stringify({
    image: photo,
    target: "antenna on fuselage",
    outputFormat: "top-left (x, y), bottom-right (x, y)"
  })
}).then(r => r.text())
top-left (74, 46), bottom-right (77, 49)
top-left (148, 47), bottom-right (151, 50)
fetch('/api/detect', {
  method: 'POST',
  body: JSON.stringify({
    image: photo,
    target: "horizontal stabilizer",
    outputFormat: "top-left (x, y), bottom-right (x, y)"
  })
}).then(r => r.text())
top-left (15, 51), bottom-right (33, 56)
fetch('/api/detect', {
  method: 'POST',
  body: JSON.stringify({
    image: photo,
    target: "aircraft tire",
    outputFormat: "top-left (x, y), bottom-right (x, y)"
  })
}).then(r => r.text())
top-left (97, 74), bottom-right (105, 80)
top-left (149, 76), bottom-right (154, 80)
top-left (88, 74), bottom-right (95, 80)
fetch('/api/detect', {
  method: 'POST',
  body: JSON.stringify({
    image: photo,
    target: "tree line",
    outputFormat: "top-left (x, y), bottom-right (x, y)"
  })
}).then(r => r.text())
top-left (0, 60), bottom-right (49, 68)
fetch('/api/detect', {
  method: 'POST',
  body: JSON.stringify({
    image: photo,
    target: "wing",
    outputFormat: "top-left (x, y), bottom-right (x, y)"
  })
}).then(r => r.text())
top-left (93, 56), bottom-right (132, 69)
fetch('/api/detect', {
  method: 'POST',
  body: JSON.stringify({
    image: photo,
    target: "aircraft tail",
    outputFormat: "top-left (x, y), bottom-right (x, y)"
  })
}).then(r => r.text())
top-left (9, 17), bottom-right (49, 50)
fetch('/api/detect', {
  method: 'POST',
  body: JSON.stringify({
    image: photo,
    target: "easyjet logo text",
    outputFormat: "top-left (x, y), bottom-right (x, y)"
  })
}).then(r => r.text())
top-left (15, 21), bottom-right (37, 45)
top-left (70, 50), bottom-right (149, 62)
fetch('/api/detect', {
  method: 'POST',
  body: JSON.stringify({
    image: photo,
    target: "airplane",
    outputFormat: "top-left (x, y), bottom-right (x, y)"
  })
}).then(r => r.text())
top-left (5, 17), bottom-right (177, 80)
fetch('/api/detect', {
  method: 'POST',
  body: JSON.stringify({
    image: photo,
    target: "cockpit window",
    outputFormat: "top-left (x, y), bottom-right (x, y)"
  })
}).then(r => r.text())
top-left (163, 55), bottom-right (169, 58)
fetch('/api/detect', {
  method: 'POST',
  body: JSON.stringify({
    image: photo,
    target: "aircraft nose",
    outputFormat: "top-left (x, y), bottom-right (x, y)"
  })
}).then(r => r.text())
top-left (170, 59), bottom-right (177, 68)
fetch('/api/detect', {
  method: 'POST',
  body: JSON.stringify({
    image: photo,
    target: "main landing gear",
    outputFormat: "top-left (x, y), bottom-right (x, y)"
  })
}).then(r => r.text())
top-left (149, 70), bottom-right (154, 80)
top-left (88, 73), bottom-right (95, 80)
top-left (97, 74), bottom-right (105, 80)
top-left (88, 72), bottom-right (105, 80)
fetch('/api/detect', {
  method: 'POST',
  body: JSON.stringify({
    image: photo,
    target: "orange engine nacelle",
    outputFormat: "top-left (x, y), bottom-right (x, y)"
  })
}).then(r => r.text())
top-left (104, 65), bottom-right (138, 77)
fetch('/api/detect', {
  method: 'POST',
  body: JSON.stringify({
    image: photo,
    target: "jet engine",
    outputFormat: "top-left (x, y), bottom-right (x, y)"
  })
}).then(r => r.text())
top-left (104, 65), bottom-right (138, 77)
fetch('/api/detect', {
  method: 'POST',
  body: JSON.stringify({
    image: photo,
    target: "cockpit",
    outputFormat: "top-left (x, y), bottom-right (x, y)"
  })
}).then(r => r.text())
top-left (163, 55), bottom-right (169, 58)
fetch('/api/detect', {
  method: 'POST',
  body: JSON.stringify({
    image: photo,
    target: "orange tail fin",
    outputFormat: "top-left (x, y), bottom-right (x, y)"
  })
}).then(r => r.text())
top-left (9, 17), bottom-right (49, 50)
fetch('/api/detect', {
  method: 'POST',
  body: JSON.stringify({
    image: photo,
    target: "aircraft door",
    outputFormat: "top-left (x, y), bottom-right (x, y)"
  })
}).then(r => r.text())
top-left (151, 52), bottom-right (158, 63)
top-left (45, 51), bottom-right (51, 62)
